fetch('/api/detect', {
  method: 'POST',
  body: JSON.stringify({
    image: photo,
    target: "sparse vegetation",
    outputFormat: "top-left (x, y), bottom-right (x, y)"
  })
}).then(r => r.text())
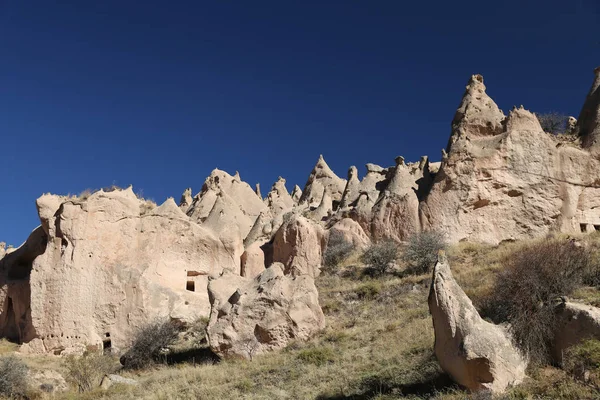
top-left (563, 339), bottom-right (600, 388)
top-left (536, 112), bottom-right (571, 134)
top-left (360, 240), bottom-right (399, 276)
top-left (0, 355), bottom-right (29, 398)
top-left (120, 319), bottom-right (181, 370)
top-left (402, 231), bottom-right (448, 274)
top-left (483, 239), bottom-right (595, 364)
top-left (8, 237), bottom-right (600, 399)
top-left (323, 230), bottom-right (354, 272)
top-left (65, 351), bottom-right (116, 392)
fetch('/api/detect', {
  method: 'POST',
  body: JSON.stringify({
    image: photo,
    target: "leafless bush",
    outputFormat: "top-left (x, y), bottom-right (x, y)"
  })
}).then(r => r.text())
top-left (402, 231), bottom-right (447, 274)
top-left (323, 230), bottom-right (354, 271)
top-left (536, 112), bottom-right (570, 134)
top-left (120, 319), bottom-right (181, 370)
top-left (361, 240), bottom-right (399, 276)
top-left (483, 239), bottom-right (594, 364)
top-left (0, 356), bottom-right (28, 398)
top-left (65, 351), bottom-right (115, 393)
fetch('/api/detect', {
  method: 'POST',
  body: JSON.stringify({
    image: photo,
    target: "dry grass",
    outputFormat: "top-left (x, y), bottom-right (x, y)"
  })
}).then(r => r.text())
top-left (4, 236), bottom-right (600, 399)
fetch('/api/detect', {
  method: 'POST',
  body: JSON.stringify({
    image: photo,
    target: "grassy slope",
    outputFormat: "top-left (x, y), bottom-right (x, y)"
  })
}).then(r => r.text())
top-left (4, 237), bottom-right (600, 399)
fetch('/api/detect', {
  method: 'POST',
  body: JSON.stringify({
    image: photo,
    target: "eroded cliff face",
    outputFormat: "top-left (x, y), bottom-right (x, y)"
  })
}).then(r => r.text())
top-left (1, 188), bottom-right (238, 354)
top-left (421, 72), bottom-right (600, 244)
top-left (4, 67), bottom-right (600, 355)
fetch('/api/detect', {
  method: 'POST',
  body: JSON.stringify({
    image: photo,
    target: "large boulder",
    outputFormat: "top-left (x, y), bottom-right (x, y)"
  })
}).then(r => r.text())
top-left (1, 188), bottom-right (238, 355)
top-left (428, 251), bottom-right (526, 394)
top-left (272, 214), bottom-right (325, 278)
top-left (207, 263), bottom-right (325, 359)
top-left (553, 301), bottom-right (600, 364)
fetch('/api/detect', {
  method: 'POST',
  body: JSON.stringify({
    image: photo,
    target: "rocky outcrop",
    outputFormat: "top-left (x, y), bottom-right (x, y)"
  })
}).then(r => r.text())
top-left (576, 67), bottom-right (600, 152)
top-left (428, 252), bottom-right (526, 394)
top-left (1, 188), bottom-right (238, 355)
top-left (553, 301), bottom-right (600, 364)
top-left (272, 214), bottom-right (325, 278)
top-left (207, 263), bottom-right (325, 359)
top-left (327, 218), bottom-right (370, 250)
top-left (264, 177), bottom-right (294, 220)
top-left (240, 241), bottom-right (266, 279)
top-left (421, 71), bottom-right (600, 244)
top-left (299, 155), bottom-right (346, 208)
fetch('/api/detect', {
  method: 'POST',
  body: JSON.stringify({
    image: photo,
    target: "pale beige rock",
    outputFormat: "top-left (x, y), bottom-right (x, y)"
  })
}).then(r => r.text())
top-left (179, 188), bottom-right (193, 213)
top-left (202, 191), bottom-right (248, 262)
top-left (299, 155), bottom-right (346, 208)
top-left (187, 169), bottom-right (267, 226)
top-left (339, 166), bottom-right (360, 209)
top-left (327, 218), bottom-right (370, 249)
top-left (272, 214), bottom-right (325, 277)
top-left (306, 190), bottom-right (332, 222)
top-left (264, 177), bottom-right (294, 220)
top-left (0, 189), bottom-right (238, 354)
top-left (207, 263), bottom-right (325, 359)
top-left (370, 156), bottom-right (433, 241)
top-left (240, 241), bottom-right (266, 279)
top-left (553, 301), bottom-right (600, 364)
top-left (291, 185), bottom-right (302, 204)
top-left (244, 212), bottom-right (270, 248)
top-left (100, 374), bottom-right (138, 390)
top-left (421, 76), bottom-right (600, 244)
top-left (429, 252), bottom-right (526, 394)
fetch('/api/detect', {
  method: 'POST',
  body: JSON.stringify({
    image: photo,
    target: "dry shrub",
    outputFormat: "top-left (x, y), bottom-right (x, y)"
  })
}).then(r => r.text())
top-left (0, 355), bottom-right (28, 398)
top-left (65, 351), bottom-right (115, 392)
top-left (361, 240), bottom-right (398, 276)
top-left (484, 239), bottom-right (594, 364)
top-left (323, 230), bottom-right (354, 271)
top-left (402, 230), bottom-right (447, 274)
top-left (120, 319), bottom-right (181, 370)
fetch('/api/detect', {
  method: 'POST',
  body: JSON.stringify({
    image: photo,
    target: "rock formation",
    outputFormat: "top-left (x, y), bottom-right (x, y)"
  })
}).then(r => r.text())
top-left (575, 67), bottom-right (600, 152)
top-left (299, 155), bottom-right (346, 208)
top-left (428, 251), bottom-right (526, 393)
top-left (1, 188), bottom-right (237, 355)
top-left (207, 263), bottom-right (325, 359)
top-left (553, 301), bottom-right (600, 364)
top-left (421, 70), bottom-right (600, 244)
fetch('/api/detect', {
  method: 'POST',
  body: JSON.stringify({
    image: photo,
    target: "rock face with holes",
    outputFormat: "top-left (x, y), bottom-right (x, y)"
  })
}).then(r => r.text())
top-left (207, 262), bottom-right (325, 359)
top-left (428, 252), bottom-right (527, 394)
top-left (0, 188), bottom-right (238, 355)
top-left (553, 301), bottom-right (600, 364)
top-left (420, 72), bottom-right (600, 244)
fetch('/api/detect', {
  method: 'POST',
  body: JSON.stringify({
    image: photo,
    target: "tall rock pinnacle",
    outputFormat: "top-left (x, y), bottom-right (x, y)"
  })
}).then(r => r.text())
top-left (576, 67), bottom-right (600, 152)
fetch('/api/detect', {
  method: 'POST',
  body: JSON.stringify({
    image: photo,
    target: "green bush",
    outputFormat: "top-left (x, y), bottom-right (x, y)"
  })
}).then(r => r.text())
top-left (402, 231), bottom-right (447, 274)
top-left (356, 281), bottom-right (382, 300)
top-left (484, 239), bottom-right (594, 364)
top-left (65, 351), bottom-right (115, 393)
top-left (120, 319), bottom-right (181, 370)
top-left (361, 240), bottom-right (399, 276)
top-left (323, 230), bottom-right (354, 271)
top-left (0, 355), bottom-right (28, 398)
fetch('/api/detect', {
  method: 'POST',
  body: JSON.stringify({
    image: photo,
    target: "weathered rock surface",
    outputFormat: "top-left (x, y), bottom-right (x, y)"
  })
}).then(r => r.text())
top-left (240, 241), bottom-right (266, 279)
top-left (1, 188), bottom-right (237, 355)
top-left (299, 155), bottom-right (346, 208)
top-left (100, 374), bottom-right (138, 390)
top-left (327, 218), bottom-right (370, 250)
top-left (428, 252), bottom-right (526, 393)
top-left (421, 71), bottom-right (600, 244)
top-left (553, 301), bottom-right (600, 364)
top-left (207, 263), bottom-right (325, 359)
top-left (272, 214), bottom-right (325, 278)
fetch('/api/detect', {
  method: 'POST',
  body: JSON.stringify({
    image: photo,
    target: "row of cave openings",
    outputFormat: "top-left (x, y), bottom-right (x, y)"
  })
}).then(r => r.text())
top-left (580, 223), bottom-right (600, 233)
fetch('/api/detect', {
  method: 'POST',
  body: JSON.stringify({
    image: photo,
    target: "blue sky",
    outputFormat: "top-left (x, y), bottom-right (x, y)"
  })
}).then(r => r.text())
top-left (1, 0), bottom-right (598, 246)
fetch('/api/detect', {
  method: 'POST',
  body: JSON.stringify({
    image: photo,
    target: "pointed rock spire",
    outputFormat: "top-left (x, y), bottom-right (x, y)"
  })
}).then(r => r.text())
top-left (299, 155), bottom-right (346, 207)
top-left (179, 188), bottom-right (193, 212)
top-left (291, 185), bottom-right (302, 203)
top-left (448, 74), bottom-right (505, 152)
top-left (576, 67), bottom-right (600, 151)
top-left (340, 166), bottom-right (360, 209)
top-left (255, 183), bottom-right (262, 200)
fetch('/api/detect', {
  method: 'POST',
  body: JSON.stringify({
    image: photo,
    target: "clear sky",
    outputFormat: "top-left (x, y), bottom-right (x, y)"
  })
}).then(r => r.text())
top-left (1, 1), bottom-right (598, 246)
